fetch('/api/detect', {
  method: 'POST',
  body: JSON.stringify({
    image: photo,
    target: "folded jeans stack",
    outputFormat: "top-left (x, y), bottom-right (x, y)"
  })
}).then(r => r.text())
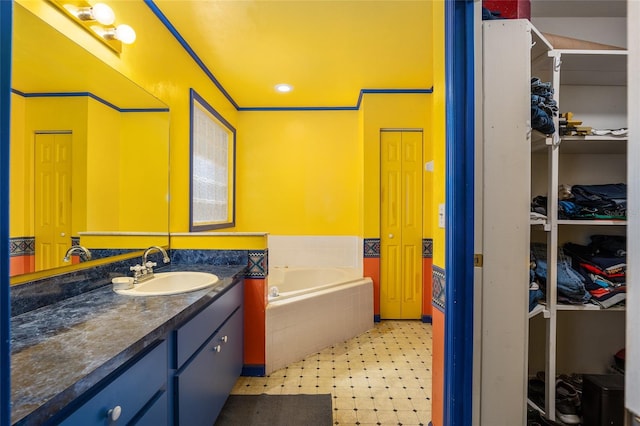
top-left (531, 77), bottom-right (557, 135)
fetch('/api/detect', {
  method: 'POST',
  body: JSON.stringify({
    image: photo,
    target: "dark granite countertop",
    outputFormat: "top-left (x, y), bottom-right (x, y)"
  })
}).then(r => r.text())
top-left (10, 264), bottom-right (246, 425)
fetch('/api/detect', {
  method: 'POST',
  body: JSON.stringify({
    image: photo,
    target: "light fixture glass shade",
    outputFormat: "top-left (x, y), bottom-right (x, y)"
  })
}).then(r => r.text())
top-left (275, 84), bottom-right (293, 93)
top-left (91, 3), bottom-right (115, 25)
top-left (115, 24), bottom-right (136, 44)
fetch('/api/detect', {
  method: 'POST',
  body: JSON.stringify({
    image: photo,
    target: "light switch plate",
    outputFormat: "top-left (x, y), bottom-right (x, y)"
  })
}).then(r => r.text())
top-left (438, 203), bottom-right (445, 228)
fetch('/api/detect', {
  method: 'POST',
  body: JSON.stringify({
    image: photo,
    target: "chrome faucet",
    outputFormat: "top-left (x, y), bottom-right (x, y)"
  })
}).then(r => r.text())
top-left (63, 245), bottom-right (92, 262)
top-left (142, 245), bottom-right (170, 270)
top-left (130, 246), bottom-right (170, 284)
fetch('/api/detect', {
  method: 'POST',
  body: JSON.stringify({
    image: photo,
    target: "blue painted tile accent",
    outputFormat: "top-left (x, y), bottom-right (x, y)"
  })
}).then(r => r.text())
top-left (169, 249), bottom-right (248, 266)
top-left (9, 237), bottom-right (34, 257)
top-left (10, 257), bottom-right (143, 317)
top-left (363, 238), bottom-right (380, 258)
top-left (247, 250), bottom-right (268, 278)
top-left (88, 249), bottom-right (138, 261)
top-left (432, 265), bottom-right (445, 313)
top-left (11, 249), bottom-right (251, 317)
top-left (374, 314), bottom-right (381, 323)
top-left (423, 238), bottom-right (433, 258)
top-left (421, 315), bottom-right (433, 324)
top-left (241, 365), bottom-right (266, 377)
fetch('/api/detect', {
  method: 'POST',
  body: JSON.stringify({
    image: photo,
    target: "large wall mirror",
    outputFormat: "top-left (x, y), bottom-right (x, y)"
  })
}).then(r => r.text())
top-left (9, 3), bottom-right (170, 282)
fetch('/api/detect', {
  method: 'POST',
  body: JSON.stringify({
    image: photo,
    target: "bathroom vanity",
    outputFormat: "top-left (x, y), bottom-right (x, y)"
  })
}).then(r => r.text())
top-left (10, 265), bottom-right (245, 425)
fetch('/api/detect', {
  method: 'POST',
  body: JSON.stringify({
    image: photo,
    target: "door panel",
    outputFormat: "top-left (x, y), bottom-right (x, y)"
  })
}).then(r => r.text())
top-left (35, 132), bottom-right (72, 271)
top-left (380, 130), bottom-right (423, 319)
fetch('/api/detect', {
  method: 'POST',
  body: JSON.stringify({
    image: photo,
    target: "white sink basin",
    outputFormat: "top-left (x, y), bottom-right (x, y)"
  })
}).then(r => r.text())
top-left (114, 271), bottom-right (219, 296)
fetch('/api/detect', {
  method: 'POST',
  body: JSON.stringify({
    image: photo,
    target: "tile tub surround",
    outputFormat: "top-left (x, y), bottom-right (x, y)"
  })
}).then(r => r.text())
top-left (10, 264), bottom-right (246, 425)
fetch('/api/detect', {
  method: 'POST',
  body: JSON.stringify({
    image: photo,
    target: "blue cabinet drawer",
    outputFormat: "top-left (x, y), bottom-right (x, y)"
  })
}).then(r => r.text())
top-left (175, 307), bottom-right (243, 426)
top-left (60, 340), bottom-right (167, 426)
top-left (175, 282), bottom-right (243, 367)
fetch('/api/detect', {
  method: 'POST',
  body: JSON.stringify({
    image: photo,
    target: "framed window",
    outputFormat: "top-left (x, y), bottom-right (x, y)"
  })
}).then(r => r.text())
top-left (189, 89), bottom-right (236, 231)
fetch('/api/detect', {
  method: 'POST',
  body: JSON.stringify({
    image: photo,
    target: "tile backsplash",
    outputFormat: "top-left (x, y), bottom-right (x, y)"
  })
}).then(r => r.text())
top-left (267, 235), bottom-right (363, 273)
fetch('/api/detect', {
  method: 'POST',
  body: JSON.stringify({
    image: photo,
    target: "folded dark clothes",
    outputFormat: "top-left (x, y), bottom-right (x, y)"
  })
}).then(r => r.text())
top-left (564, 242), bottom-right (626, 270)
top-left (580, 262), bottom-right (625, 278)
top-left (571, 183), bottom-right (627, 208)
top-left (589, 234), bottom-right (626, 257)
top-left (559, 201), bottom-right (626, 220)
top-left (591, 292), bottom-right (626, 309)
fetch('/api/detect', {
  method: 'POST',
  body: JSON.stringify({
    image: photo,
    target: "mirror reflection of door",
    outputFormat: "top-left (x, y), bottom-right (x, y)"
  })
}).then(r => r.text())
top-left (380, 129), bottom-right (423, 319)
top-left (34, 131), bottom-right (72, 271)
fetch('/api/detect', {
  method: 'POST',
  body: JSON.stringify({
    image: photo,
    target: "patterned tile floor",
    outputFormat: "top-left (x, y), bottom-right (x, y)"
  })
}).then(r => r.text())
top-left (231, 320), bottom-right (433, 425)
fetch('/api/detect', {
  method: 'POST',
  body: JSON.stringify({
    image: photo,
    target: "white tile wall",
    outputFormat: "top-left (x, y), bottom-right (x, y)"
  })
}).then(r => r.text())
top-left (267, 235), bottom-right (363, 273)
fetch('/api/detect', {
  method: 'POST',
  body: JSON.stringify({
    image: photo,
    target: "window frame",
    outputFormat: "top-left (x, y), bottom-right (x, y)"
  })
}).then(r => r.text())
top-left (189, 88), bottom-right (236, 231)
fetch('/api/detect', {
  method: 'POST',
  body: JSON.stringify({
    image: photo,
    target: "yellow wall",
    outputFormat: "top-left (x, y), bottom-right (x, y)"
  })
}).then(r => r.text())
top-left (18, 0), bottom-right (240, 236)
top-left (21, 96), bottom-right (89, 237)
top-left (9, 93), bottom-right (27, 237)
top-left (118, 112), bottom-right (170, 232)
top-left (86, 100), bottom-right (120, 231)
top-left (361, 93), bottom-right (432, 239)
top-left (431, 1), bottom-right (446, 268)
top-left (235, 110), bottom-right (361, 235)
top-left (18, 1), bottom-right (445, 253)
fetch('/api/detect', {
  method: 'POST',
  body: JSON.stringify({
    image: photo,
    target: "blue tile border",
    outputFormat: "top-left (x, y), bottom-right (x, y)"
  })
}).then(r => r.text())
top-left (421, 315), bottom-right (433, 324)
top-left (247, 250), bottom-right (268, 278)
top-left (364, 238), bottom-right (380, 258)
top-left (423, 238), bottom-right (433, 258)
top-left (374, 314), bottom-right (381, 323)
top-left (169, 249), bottom-right (248, 266)
top-left (9, 237), bottom-right (34, 257)
top-left (432, 265), bottom-right (445, 313)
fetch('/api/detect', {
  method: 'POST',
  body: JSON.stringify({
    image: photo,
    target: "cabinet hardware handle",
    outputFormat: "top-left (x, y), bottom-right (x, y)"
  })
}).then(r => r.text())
top-left (213, 345), bottom-right (221, 353)
top-left (107, 405), bottom-right (122, 421)
top-left (221, 335), bottom-right (228, 343)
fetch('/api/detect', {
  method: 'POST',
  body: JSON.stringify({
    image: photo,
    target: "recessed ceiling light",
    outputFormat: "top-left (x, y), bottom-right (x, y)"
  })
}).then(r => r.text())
top-left (275, 84), bottom-right (293, 93)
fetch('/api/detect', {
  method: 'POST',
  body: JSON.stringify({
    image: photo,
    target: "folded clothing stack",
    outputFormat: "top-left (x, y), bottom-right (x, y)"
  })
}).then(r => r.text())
top-left (559, 183), bottom-right (627, 220)
top-left (531, 77), bottom-right (557, 135)
top-left (564, 235), bottom-right (626, 309)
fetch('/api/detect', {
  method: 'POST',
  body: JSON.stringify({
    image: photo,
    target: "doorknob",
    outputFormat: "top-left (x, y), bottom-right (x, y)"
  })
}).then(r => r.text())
top-left (60, 232), bottom-right (66, 237)
top-left (389, 234), bottom-right (394, 238)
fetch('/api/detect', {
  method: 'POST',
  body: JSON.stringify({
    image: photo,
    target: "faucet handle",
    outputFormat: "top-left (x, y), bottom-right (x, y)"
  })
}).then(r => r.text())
top-left (130, 264), bottom-right (143, 272)
top-left (145, 261), bottom-right (157, 273)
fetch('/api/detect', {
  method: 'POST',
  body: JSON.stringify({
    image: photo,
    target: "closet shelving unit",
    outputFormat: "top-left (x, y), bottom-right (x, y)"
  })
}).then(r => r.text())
top-left (529, 38), bottom-right (628, 423)
top-left (481, 19), bottom-right (627, 425)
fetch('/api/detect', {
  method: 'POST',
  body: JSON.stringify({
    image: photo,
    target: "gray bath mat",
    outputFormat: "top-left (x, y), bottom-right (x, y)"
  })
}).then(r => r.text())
top-left (214, 394), bottom-right (333, 426)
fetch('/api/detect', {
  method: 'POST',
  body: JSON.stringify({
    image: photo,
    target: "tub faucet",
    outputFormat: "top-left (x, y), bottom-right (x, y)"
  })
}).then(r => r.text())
top-left (63, 245), bottom-right (92, 262)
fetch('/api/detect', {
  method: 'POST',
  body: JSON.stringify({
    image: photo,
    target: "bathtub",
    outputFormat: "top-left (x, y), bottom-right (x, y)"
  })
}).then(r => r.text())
top-left (265, 267), bottom-right (373, 374)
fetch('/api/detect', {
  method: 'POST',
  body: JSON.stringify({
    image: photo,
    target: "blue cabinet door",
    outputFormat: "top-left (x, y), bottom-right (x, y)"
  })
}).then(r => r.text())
top-left (59, 340), bottom-right (167, 426)
top-left (175, 308), bottom-right (243, 426)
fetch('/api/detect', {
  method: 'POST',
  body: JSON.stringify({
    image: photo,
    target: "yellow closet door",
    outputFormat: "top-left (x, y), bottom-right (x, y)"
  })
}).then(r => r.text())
top-left (380, 130), bottom-right (423, 319)
top-left (35, 132), bottom-right (72, 271)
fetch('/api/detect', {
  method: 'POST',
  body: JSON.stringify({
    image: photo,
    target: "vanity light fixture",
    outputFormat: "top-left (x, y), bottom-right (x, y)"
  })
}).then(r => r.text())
top-left (50, 0), bottom-right (137, 53)
top-left (68, 2), bottom-right (115, 25)
top-left (275, 84), bottom-right (293, 93)
top-left (94, 24), bottom-right (137, 45)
